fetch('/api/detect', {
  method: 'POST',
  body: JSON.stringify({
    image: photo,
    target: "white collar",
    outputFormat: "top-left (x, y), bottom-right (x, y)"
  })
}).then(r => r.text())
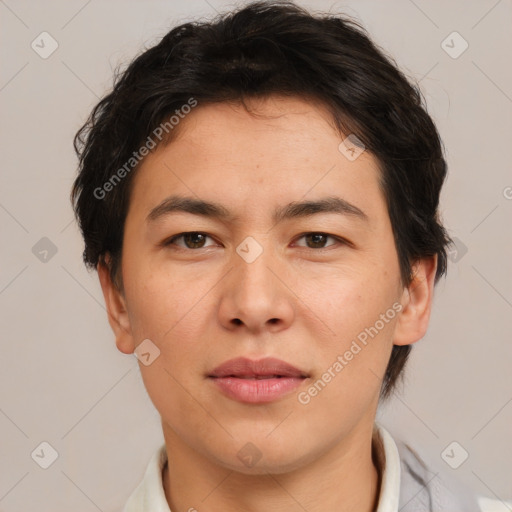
top-left (373, 423), bottom-right (401, 512)
top-left (123, 423), bottom-right (401, 512)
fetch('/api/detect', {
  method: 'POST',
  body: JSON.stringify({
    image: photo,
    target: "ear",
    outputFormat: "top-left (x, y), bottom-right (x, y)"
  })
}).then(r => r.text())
top-left (393, 254), bottom-right (438, 346)
top-left (97, 258), bottom-right (136, 355)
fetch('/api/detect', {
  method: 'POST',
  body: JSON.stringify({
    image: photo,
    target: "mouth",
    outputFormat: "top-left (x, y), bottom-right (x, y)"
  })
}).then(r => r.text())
top-left (221, 375), bottom-right (291, 379)
top-left (208, 357), bottom-right (309, 403)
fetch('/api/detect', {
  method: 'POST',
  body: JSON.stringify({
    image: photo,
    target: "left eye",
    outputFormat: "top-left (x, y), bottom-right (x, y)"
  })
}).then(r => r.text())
top-left (294, 233), bottom-right (341, 249)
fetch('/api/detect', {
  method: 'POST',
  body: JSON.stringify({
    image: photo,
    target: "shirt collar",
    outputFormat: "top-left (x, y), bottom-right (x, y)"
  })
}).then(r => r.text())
top-left (123, 423), bottom-right (401, 512)
top-left (373, 423), bottom-right (401, 512)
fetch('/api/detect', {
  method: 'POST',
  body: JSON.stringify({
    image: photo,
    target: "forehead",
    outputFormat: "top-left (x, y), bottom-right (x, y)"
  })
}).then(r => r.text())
top-left (166, 96), bottom-right (346, 163)
top-left (127, 96), bottom-right (386, 227)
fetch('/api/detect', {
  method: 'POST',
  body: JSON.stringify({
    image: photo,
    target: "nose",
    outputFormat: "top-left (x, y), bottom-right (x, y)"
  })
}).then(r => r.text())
top-left (217, 242), bottom-right (295, 334)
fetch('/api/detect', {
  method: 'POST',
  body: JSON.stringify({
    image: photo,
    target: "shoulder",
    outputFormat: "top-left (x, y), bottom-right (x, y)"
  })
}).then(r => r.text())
top-left (396, 438), bottom-right (482, 511)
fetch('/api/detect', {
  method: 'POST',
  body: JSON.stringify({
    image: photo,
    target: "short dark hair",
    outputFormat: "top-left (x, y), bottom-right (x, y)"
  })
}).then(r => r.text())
top-left (71, 0), bottom-right (452, 399)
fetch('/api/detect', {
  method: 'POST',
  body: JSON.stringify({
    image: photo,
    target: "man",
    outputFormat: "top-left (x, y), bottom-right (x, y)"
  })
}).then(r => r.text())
top-left (71, 1), bottom-right (481, 510)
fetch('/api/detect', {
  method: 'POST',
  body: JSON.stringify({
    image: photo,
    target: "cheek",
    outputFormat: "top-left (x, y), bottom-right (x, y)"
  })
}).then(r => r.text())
top-left (301, 267), bottom-right (399, 375)
top-left (125, 265), bottom-right (215, 382)
top-left (124, 260), bottom-right (201, 340)
top-left (299, 267), bottom-right (392, 330)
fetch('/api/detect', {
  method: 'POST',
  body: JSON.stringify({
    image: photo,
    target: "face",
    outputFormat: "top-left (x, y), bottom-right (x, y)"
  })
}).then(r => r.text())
top-left (100, 95), bottom-right (435, 474)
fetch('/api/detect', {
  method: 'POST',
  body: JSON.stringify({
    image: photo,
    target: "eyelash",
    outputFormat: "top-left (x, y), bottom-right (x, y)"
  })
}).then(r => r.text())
top-left (163, 231), bottom-right (349, 251)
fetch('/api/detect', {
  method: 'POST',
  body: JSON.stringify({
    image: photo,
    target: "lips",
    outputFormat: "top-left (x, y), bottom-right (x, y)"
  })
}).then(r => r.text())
top-left (209, 357), bottom-right (308, 379)
top-left (208, 357), bottom-right (309, 404)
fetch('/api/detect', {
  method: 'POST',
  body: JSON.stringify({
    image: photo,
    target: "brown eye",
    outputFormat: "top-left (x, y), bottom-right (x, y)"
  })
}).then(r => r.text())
top-left (165, 232), bottom-right (215, 249)
top-left (295, 232), bottom-right (341, 249)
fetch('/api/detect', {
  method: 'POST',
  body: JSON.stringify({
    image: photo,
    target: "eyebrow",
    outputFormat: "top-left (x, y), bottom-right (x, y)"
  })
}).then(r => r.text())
top-left (146, 194), bottom-right (369, 224)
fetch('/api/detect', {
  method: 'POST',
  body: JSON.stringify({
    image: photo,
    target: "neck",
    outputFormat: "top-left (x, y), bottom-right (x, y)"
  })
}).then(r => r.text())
top-left (162, 422), bottom-right (381, 512)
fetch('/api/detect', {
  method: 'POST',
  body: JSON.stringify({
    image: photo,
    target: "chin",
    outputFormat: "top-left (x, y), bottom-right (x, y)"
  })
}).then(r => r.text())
top-left (209, 435), bottom-right (320, 476)
top-left (221, 454), bottom-right (312, 476)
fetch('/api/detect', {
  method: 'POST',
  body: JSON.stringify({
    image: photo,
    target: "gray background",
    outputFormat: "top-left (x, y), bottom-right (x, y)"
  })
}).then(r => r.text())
top-left (1, 0), bottom-right (511, 510)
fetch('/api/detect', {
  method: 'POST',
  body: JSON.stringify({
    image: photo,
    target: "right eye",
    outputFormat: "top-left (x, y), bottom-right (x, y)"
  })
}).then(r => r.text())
top-left (163, 231), bottom-right (218, 250)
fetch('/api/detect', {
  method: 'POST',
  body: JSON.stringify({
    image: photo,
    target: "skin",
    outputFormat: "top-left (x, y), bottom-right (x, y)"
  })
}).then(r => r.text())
top-left (98, 95), bottom-right (437, 512)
